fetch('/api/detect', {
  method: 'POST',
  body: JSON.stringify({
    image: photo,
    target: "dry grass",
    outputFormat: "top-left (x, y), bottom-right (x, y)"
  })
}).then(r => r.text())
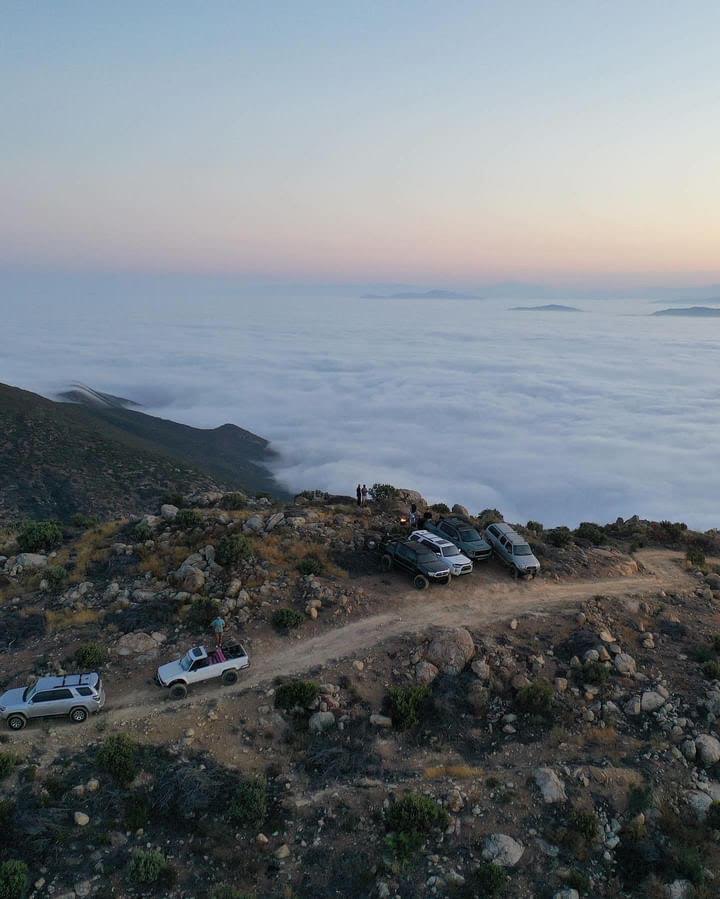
top-left (46, 608), bottom-right (101, 632)
top-left (255, 534), bottom-right (348, 579)
top-left (423, 764), bottom-right (484, 780)
top-left (56, 521), bottom-right (124, 583)
top-left (137, 545), bottom-right (188, 578)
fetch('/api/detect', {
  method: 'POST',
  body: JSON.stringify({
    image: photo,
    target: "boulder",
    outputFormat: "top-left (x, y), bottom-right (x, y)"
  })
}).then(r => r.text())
top-left (424, 627), bottom-right (475, 675)
top-left (308, 711), bottom-right (336, 734)
top-left (451, 504), bottom-right (470, 516)
top-left (243, 515), bottom-right (265, 534)
top-left (665, 882), bottom-right (692, 899)
top-left (15, 553), bottom-right (48, 569)
top-left (180, 567), bottom-right (205, 594)
top-left (482, 833), bottom-right (525, 867)
top-left (695, 733), bottom-right (720, 766)
top-left (686, 790), bottom-right (713, 821)
top-left (265, 512), bottom-right (285, 532)
top-left (471, 659), bottom-right (491, 681)
top-left (553, 891), bottom-right (580, 899)
top-left (73, 811), bottom-right (90, 827)
top-left (160, 504), bottom-right (179, 521)
top-left (640, 691), bottom-right (666, 713)
top-left (415, 660), bottom-right (439, 685)
top-left (370, 714), bottom-right (393, 728)
top-left (614, 653), bottom-right (637, 676)
top-left (534, 768), bottom-right (567, 803)
top-left (116, 632), bottom-right (160, 656)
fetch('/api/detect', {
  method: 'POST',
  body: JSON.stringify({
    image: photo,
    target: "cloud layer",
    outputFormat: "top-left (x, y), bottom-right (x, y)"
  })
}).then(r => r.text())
top-left (3, 283), bottom-right (719, 529)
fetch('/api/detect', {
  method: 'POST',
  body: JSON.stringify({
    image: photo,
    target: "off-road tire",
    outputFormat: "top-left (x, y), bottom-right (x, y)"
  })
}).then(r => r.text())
top-left (413, 574), bottom-right (429, 590)
top-left (69, 707), bottom-right (88, 723)
top-left (381, 554), bottom-right (393, 572)
top-left (7, 715), bottom-right (26, 731)
top-left (222, 669), bottom-right (238, 686)
top-left (169, 682), bottom-right (188, 700)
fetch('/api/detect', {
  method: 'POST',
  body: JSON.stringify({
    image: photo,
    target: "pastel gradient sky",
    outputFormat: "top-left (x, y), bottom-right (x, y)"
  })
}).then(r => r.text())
top-left (2, 1), bottom-right (719, 286)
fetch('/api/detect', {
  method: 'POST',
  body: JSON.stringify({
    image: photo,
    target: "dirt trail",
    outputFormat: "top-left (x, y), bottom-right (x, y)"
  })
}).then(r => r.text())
top-left (104, 549), bottom-right (688, 724)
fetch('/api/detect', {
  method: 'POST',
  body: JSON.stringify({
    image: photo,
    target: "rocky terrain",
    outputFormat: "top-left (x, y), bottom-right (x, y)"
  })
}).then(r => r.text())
top-left (1, 490), bottom-right (720, 898)
top-left (0, 382), bottom-right (283, 524)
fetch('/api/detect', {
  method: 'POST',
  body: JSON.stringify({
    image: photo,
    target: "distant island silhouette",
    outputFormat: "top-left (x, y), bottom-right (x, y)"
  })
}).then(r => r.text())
top-left (509, 304), bottom-right (581, 312)
top-left (653, 306), bottom-right (720, 317)
top-left (362, 289), bottom-right (482, 300)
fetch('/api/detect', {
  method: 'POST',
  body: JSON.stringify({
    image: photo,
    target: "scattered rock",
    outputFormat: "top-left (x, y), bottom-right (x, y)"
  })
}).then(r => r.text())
top-left (695, 733), bottom-right (720, 766)
top-left (73, 811), bottom-right (90, 827)
top-left (424, 627), bottom-right (475, 675)
top-left (308, 711), bottom-right (336, 734)
top-left (482, 833), bottom-right (525, 867)
top-left (640, 690), bottom-right (666, 713)
top-left (415, 660), bottom-right (439, 685)
top-left (534, 768), bottom-right (567, 803)
top-left (160, 504), bottom-right (179, 521)
top-left (614, 652), bottom-right (637, 676)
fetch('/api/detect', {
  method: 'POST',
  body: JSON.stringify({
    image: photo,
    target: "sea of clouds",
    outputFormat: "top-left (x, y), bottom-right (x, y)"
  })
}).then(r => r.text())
top-left (3, 277), bottom-right (719, 529)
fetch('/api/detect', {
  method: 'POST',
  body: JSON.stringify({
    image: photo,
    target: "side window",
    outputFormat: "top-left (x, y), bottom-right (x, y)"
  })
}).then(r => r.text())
top-left (191, 658), bottom-right (209, 671)
top-left (75, 687), bottom-right (93, 697)
top-left (422, 541), bottom-right (439, 554)
top-left (396, 545), bottom-right (411, 562)
top-left (52, 689), bottom-right (73, 700)
top-left (440, 523), bottom-right (455, 539)
top-left (31, 691), bottom-right (56, 703)
top-left (499, 537), bottom-right (507, 548)
top-left (488, 525), bottom-right (498, 537)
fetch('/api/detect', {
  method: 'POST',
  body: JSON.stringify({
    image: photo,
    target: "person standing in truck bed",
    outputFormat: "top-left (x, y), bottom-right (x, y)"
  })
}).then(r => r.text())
top-left (210, 615), bottom-right (225, 648)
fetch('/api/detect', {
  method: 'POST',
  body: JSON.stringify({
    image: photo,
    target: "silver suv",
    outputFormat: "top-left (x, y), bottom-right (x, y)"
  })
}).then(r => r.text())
top-left (485, 522), bottom-right (540, 578)
top-left (0, 673), bottom-right (105, 730)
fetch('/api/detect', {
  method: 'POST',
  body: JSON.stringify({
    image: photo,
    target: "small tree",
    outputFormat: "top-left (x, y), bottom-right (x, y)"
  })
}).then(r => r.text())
top-left (97, 734), bottom-right (139, 785)
top-left (0, 860), bottom-right (28, 899)
top-left (226, 777), bottom-right (267, 829)
top-left (216, 534), bottom-right (252, 567)
top-left (545, 526), bottom-right (573, 547)
top-left (297, 556), bottom-right (324, 576)
top-left (45, 565), bottom-right (68, 591)
top-left (385, 685), bottom-right (430, 730)
top-left (17, 520), bottom-right (62, 553)
top-left (132, 521), bottom-right (153, 543)
top-left (369, 484), bottom-right (398, 507)
top-left (272, 608), bottom-right (305, 631)
top-left (274, 680), bottom-right (319, 710)
top-left (175, 509), bottom-right (201, 530)
top-left (74, 642), bottom-right (108, 669)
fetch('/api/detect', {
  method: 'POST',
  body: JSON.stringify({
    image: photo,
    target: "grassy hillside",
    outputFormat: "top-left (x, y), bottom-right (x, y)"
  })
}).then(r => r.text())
top-left (0, 382), bottom-right (284, 523)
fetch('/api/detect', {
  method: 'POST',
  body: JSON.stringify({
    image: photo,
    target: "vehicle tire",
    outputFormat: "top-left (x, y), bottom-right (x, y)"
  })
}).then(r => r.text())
top-left (381, 554), bottom-right (393, 572)
top-left (7, 715), bottom-right (26, 731)
top-left (413, 575), bottom-right (429, 590)
top-left (444, 576), bottom-right (452, 586)
top-left (169, 682), bottom-right (188, 700)
top-left (69, 707), bottom-right (88, 724)
top-left (222, 669), bottom-right (238, 686)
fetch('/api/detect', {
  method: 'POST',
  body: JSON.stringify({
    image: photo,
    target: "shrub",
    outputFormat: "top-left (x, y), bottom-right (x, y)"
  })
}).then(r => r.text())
top-left (515, 680), bottom-right (554, 717)
top-left (384, 793), bottom-right (449, 837)
top-left (712, 634), bottom-right (720, 653)
top-left (0, 860), bottom-right (28, 899)
top-left (272, 608), bottom-right (305, 631)
top-left (96, 734), bottom-right (139, 785)
top-left (125, 793), bottom-right (152, 830)
top-left (219, 493), bottom-right (247, 510)
top-left (216, 534), bottom-right (252, 567)
top-left (674, 845), bottom-right (705, 885)
top-left (564, 869), bottom-right (591, 893)
top-left (126, 849), bottom-right (175, 886)
top-left (627, 785), bottom-right (654, 816)
top-left (385, 685), bottom-right (430, 730)
top-left (74, 642), bottom-right (108, 669)
top-left (274, 680), bottom-right (319, 710)
top-left (703, 660), bottom-right (720, 680)
top-left (369, 484), bottom-right (398, 506)
top-left (476, 508), bottom-right (503, 529)
top-left (545, 526), bottom-right (573, 547)
top-left (71, 513), bottom-right (99, 529)
top-left (575, 522), bottom-right (607, 545)
top-left (687, 546), bottom-right (706, 568)
top-left (569, 809), bottom-right (600, 844)
top-left (526, 520), bottom-right (544, 533)
top-left (162, 492), bottom-right (185, 509)
top-left (226, 777), bottom-right (267, 829)
top-left (430, 503), bottom-right (450, 514)
top-left (16, 520), bottom-right (62, 553)
top-left (212, 889), bottom-right (255, 899)
top-left (44, 565), bottom-right (68, 591)
top-left (187, 597), bottom-right (220, 629)
top-left (132, 521), bottom-right (153, 542)
top-left (470, 862), bottom-right (508, 896)
top-left (297, 556), bottom-right (324, 576)
top-left (581, 660), bottom-right (610, 685)
top-left (0, 751), bottom-right (19, 781)
top-left (175, 508), bottom-right (201, 530)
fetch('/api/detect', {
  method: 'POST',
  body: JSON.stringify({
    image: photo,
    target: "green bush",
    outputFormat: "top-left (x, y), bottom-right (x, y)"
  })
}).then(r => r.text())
top-left (430, 503), bottom-right (450, 514)
top-left (627, 785), bottom-right (654, 816)
top-left (384, 793), bottom-right (449, 836)
top-left (369, 483), bottom-right (398, 506)
top-left (702, 660), bottom-right (720, 680)
top-left (575, 522), bottom-right (607, 545)
top-left (132, 521), bottom-right (153, 542)
top-left (569, 809), bottom-right (599, 844)
top-left (216, 534), bottom-right (252, 567)
top-left (274, 680), bottom-right (319, 710)
top-left (385, 685), bottom-right (430, 730)
top-left (162, 492), bottom-right (185, 509)
top-left (187, 597), bottom-right (220, 629)
top-left (44, 565), bottom-right (68, 591)
top-left (17, 519), bottom-right (62, 553)
top-left (0, 752), bottom-right (20, 781)
top-left (71, 513), bottom-right (99, 529)
top-left (687, 546), bottom-right (706, 568)
top-left (272, 608), bottom-right (305, 631)
top-left (227, 777), bottom-right (267, 829)
top-left (581, 660), bottom-right (610, 685)
top-left (126, 849), bottom-right (175, 886)
top-left (515, 680), bottom-right (554, 717)
top-left (125, 793), bottom-right (152, 830)
top-left (470, 862), bottom-right (508, 896)
top-left (97, 734), bottom-right (139, 785)
top-left (175, 508), bottom-right (201, 530)
top-left (297, 555), bottom-right (324, 576)
top-left (74, 642), bottom-right (108, 669)
top-left (545, 526), bottom-right (573, 547)
top-left (219, 493), bottom-right (247, 510)
top-left (674, 845), bottom-right (705, 885)
top-left (476, 508), bottom-right (504, 529)
top-left (0, 860), bottom-right (28, 899)
top-left (526, 520), bottom-right (544, 533)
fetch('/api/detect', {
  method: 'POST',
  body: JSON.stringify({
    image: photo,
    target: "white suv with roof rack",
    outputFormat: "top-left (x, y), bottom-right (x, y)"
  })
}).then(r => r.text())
top-left (484, 522), bottom-right (540, 578)
top-left (409, 529), bottom-right (474, 576)
top-left (0, 673), bottom-right (105, 730)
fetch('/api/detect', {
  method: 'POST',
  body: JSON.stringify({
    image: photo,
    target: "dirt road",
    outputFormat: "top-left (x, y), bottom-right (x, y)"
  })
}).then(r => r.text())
top-left (104, 549), bottom-right (689, 723)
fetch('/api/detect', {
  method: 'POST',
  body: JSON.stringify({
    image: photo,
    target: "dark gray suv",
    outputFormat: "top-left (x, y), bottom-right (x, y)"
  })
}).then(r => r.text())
top-left (0, 673), bottom-right (105, 730)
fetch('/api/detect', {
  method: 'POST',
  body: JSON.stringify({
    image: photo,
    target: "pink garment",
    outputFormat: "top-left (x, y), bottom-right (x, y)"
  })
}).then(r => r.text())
top-left (210, 648), bottom-right (226, 664)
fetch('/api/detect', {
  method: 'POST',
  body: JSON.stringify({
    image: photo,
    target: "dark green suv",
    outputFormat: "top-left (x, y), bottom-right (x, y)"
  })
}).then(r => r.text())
top-left (380, 538), bottom-right (452, 589)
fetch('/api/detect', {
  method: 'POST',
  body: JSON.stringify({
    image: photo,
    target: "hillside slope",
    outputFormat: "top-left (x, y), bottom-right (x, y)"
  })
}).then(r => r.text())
top-left (0, 382), bottom-right (284, 522)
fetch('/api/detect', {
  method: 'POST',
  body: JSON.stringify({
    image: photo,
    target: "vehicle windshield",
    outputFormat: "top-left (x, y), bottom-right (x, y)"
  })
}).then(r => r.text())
top-left (417, 551), bottom-right (441, 564)
top-left (441, 546), bottom-right (460, 558)
top-left (23, 685), bottom-right (34, 702)
top-left (180, 654), bottom-right (193, 671)
top-left (459, 529), bottom-right (481, 541)
top-left (514, 544), bottom-right (533, 556)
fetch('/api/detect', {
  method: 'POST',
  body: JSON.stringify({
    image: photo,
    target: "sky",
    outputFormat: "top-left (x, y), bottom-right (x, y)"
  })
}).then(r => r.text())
top-left (2, 1), bottom-right (720, 287)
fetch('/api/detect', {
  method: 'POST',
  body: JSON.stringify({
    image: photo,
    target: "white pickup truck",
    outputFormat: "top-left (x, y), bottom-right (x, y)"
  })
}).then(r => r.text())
top-left (156, 643), bottom-right (250, 699)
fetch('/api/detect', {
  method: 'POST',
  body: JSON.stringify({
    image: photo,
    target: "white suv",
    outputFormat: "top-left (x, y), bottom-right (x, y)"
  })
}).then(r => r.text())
top-left (409, 530), bottom-right (473, 576)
